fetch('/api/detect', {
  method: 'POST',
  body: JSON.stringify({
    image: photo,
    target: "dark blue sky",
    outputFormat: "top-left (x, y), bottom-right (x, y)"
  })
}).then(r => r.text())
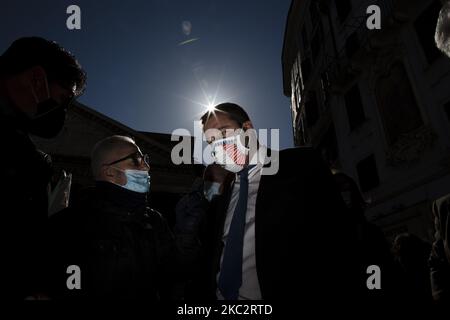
top-left (1, 0), bottom-right (293, 149)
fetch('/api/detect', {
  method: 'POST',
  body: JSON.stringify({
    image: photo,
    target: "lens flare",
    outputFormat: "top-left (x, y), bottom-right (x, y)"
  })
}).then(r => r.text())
top-left (206, 102), bottom-right (215, 113)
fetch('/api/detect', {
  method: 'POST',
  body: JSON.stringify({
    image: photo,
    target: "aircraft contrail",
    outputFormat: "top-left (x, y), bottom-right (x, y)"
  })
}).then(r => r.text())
top-left (178, 38), bottom-right (200, 46)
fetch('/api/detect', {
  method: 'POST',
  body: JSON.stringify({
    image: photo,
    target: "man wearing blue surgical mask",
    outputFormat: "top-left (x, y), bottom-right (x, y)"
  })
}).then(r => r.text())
top-left (94, 136), bottom-right (151, 193)
top-left (48, 135), bottom-right (198, 299)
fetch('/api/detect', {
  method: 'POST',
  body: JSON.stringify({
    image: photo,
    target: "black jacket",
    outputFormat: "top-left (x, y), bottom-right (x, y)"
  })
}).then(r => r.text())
top-left (0, 98), bottom-right (53, 299)
top-left (430, 193), bottom-right (450, 303)
top-left (48, 181), bottom-right (188, 299)
top-left (190, 147), bottom-right (362, 302)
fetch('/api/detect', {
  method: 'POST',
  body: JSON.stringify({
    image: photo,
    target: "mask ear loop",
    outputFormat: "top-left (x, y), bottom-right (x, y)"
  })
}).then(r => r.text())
top-left (42, 72), bottom-right (51, 100)
top-left (29, 71), bottom-right (51, 105)
top-left (240, 125), bottom-right (253, 149)
top-left (28, 74), bottom-right (62, 120)
top-left (29, 80), bottom-right (40, 106)
top-left (235, 127), bottom-right (250, 154)
top-left (28, 73), bottom-right (55, 120)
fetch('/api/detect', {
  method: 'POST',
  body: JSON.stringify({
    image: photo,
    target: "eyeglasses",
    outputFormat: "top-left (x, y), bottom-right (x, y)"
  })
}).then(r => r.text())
top-left (105, 151), bottom-right (150, 167)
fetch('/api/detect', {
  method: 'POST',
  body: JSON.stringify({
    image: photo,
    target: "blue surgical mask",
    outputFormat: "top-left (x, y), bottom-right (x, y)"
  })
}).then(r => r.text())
top-left (204, 181), bottom-right (221, 202)
top-left (115, 168), bottom-right (150, 193)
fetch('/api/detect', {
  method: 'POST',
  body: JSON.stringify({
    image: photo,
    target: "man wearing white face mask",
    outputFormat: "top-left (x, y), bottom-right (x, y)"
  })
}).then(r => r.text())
top-left (48, 135), bottom-right (198, 299)
top-left (195, 102), bottom-right (361, 304)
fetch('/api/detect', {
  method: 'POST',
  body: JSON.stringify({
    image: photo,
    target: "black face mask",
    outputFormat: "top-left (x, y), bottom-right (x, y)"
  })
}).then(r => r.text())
top-left (28, 98), bottom-right (68, 138)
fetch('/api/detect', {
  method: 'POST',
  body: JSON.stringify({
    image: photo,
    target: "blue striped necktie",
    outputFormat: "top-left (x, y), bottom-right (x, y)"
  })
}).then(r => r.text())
top-left (218, 165), bottom-right (254, 300)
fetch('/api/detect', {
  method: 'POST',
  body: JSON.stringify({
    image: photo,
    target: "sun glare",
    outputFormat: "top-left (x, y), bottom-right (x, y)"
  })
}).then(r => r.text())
top-left (206, 102), bottom-right (216, 113)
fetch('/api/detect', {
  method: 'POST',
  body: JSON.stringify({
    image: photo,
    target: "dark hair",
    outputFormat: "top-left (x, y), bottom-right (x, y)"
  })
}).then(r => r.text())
top-left (0, 37), bottom-right (86, 96)
top-left (200, 102), bottom-right (250, 126)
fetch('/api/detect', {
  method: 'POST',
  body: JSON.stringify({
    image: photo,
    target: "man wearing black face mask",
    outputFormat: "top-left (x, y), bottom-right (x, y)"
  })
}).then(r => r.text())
top-left (0, 37), bottom-right (86, 299)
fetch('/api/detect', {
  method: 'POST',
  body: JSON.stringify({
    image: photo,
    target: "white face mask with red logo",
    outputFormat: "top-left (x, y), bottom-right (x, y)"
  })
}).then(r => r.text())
top-left (211, 133), bottom-right (249, 173)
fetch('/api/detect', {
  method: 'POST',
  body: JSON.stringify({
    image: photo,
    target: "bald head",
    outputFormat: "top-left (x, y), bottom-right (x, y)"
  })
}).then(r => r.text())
top-left (91, 135), bottom-right (139, 181)
top-left (436, 1), bottom-right (450, 58)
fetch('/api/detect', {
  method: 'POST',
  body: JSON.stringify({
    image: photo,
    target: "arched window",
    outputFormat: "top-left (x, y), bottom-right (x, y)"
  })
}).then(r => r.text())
top-left (375, 62), bottom-right (423, 145)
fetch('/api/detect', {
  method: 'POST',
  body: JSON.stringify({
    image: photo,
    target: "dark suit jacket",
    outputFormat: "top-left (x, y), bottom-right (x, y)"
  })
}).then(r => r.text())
top-left (198, 147), bottom-right (360, 302)
top-left (0, 99), bottom-right (53, 298)
top-left (430, 194), bottom-right (450, 302)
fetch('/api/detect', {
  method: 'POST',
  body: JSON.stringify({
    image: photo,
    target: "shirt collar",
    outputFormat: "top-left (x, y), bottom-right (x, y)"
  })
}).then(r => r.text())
top-left (243, 145), bottom-right (268, 179)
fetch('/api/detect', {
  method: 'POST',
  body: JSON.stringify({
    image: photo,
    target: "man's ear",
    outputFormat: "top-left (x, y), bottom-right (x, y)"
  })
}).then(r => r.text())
top-left (103, 165), bottom-right (116, 178)
top-left (242, 120), bottom-right (254, 131)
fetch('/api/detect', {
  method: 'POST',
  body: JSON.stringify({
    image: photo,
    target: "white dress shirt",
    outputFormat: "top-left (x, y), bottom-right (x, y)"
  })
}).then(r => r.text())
top-left (217, 146), bottom-right (267, 300)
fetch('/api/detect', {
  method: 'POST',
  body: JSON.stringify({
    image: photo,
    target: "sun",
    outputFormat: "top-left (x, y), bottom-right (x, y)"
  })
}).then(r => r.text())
top-left (206, 102), bottom-right (216, 113)
top-left (174, 65), bottom-right (236, 119)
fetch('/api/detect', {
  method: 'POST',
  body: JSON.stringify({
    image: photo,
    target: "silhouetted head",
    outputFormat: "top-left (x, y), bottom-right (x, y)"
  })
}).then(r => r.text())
top-left (392, 233), bottom-right (431, 267)
top-left (334, 172), bottom-right (367, 220)
top-left (0, 37), bottom-right (86, 136)
top-left (435, 1), bottom-right (450, 58)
